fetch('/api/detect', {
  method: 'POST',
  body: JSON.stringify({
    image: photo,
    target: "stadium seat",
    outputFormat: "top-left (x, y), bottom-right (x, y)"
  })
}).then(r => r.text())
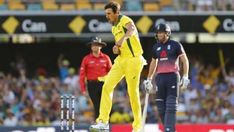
top-left (161, 6), bottom-right (175, 11)
top-left (109, 0), bottom-right (123, 6)
top-left (27, 4), bottom-right (42, 11)
top-left (160, 0), bottom-right (173, 7)
top-left (76, 0), bottom-right (90, 4)
top-left (90, 0), bottom-right (108, 2)
top-left (126, 0), bottom-right (142, 11)
top-left (93, 3), bottom-right (105, 10)
top-left (56, 0), bottom-right (75, 3)
top-left (0, 4), bottom-right (8, 10)
top-left (159, 0), bottom-right (174, 11)
top-left (144, 2), bottom-right (160, 11)
top-left (23, 0), bottom-right (42, 2)
top-left (42, 0), bottom-right (55, 3)
top-left (8, 2), bottom-right (26, 10)
top-left (42, 2), bottom-right (59, 10)
top-left (76, 1), bottom-right (92, 10)
top-left (8, 0), bottom-right (21, 2)
top-left (0, 0), bottom-right (4, 5)
top-left (60, 3), bottom-right (75, 11)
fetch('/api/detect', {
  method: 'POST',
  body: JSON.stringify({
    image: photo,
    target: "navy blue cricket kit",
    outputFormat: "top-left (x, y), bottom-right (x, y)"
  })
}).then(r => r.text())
top-left (152, 39), bottom-right (184, 132)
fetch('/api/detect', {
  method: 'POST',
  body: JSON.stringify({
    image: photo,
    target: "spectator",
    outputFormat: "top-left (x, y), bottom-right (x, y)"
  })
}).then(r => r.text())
top-left (1, 53), bottom-right (234, 126)
top-left (64, 67), bottom-right (79, 95)
top-left (110, 106), bottom-right (131, 124)
top-left (3, 109), bottom-right (18, 126)
top-left (57, 54), bottom-right (70, 82)
top-left (225, 106), bottom-right (234, 124)
top-left (196, 0), bottom-right (214, 11)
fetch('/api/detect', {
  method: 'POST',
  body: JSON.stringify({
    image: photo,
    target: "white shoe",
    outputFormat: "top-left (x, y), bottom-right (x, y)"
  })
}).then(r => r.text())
top-left (132, 128), bottom-right (144, 132)
top-left (132, 128), bottom-right (143, 132)
top-left (89, 121), bottom-right (109, 131)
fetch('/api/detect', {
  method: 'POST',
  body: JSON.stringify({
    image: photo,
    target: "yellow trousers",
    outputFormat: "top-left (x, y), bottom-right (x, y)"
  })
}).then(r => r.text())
top-left (96, 55), bottom-right (146, 130)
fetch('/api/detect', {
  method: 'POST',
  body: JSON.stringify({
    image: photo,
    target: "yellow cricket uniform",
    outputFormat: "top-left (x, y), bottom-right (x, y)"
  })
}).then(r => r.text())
top-left (112, 15), bottom-right (143, 57)
top-left (97, 15), bottom-right (146, 130)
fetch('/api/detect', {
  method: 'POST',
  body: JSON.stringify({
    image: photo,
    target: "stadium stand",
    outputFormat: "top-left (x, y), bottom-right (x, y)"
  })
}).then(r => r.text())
top-left (60, 3), bottom-right (75, 11)
top-left (125, 0), bottom-right (142, 11)
top-left (27, 3), bottom-right (42, 11)
top-left (76, 0), bottom-right (92, 10)
top-left (0, 0), bottom-right (233, 11)
top-left (0, 4), bottom-right (8, 10)
top-left (0, 53), bottom-right (234, 125)
top-left (8, 0), bottom-right (25, 10)
top-left (143, 1), bottom-right (160, 11)
top-left (42, 1), bottom-right (59, 10)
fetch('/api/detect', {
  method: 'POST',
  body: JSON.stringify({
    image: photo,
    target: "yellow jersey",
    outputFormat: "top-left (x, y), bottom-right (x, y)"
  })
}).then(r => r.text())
top-left (112, 15), bottom-right (143, 57)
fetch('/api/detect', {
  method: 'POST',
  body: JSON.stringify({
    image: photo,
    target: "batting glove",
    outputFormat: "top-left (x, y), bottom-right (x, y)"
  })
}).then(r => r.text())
top-left (180, 76), bottom-right (190, 90)
top-left (143, 79), bottom-right (153, 93)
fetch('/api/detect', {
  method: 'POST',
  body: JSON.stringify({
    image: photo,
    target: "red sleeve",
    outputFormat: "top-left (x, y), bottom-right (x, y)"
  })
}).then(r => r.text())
top-left (105, 55), bottom-right (112, 72)
top-left (79, 56), bottom-right (87, 94)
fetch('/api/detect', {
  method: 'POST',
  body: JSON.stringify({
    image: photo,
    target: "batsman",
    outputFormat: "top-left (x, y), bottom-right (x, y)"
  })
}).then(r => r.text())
top-left (90, 1), bottom-right (146, 132)
top-left (143, 23), bottom-right (190, 132)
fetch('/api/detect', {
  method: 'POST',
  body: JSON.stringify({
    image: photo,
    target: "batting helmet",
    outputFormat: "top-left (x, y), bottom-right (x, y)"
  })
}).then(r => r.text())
top-left (155, 23), bottom-right (171, 36)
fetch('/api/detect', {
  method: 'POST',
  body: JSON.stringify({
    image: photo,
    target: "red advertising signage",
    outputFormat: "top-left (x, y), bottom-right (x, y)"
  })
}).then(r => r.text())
top-left (112, 124), bottom-right (234, 132)
top-left (175, 124), bottom-right (234, 132)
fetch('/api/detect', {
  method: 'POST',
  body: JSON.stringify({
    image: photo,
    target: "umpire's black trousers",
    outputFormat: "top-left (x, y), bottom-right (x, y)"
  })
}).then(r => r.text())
top-left (87, 80), bottom-right (104, 119)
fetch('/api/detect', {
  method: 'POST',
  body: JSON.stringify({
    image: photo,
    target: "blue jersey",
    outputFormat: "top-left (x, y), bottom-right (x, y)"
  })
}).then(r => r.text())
top-left (152, 39), bottom-right (185, 74)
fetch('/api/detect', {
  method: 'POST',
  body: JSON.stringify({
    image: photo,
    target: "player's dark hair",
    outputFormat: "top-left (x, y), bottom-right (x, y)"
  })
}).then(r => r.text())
top-left (104, 1), bottom-right (120, 13)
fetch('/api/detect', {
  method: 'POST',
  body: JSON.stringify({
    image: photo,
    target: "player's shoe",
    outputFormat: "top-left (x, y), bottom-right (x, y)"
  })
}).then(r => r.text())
top-left (89, 121), bottom-right (109, 132)
top-left (132, 128), bottom-right (143, 132)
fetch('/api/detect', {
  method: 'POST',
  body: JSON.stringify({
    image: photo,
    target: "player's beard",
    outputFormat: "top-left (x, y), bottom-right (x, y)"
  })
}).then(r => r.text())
top-left (107, 18), bottom-right (114, 25)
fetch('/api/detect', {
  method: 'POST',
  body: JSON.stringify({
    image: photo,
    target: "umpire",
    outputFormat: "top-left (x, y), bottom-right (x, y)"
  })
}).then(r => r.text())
top-left (79, 37), bottom-right (112, 119)
top-left (144, 23), bottom-right (190, 132)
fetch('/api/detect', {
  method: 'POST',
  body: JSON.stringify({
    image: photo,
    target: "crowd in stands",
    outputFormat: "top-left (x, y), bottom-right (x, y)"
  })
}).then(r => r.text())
top-left (0, 0), bottom-right (234, 12)
top-left (0, 54), bottom-right (234, 127)
top-left (177, 57), bottom-right (234, 124)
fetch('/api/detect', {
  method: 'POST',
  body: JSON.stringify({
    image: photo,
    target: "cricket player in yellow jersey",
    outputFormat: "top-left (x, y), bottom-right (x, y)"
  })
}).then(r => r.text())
top-left (90, 1), bottom-right (146, 132)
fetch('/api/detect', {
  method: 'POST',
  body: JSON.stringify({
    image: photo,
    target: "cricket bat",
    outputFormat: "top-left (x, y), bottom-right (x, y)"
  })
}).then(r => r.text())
top-left (142, 93), bottom-right (149, 132)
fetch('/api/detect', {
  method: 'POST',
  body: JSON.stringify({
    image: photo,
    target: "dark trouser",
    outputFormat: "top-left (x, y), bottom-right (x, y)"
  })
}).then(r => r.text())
top-left (155, 72), bottom-right (179, 132)
top-left (87, 80), bottom-right (104, 119)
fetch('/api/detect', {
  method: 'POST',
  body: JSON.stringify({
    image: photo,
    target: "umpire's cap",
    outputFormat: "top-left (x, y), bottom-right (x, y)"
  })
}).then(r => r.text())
top-left (87, 37), bottom-right (107, 47)
top-left (155, 23), bottom-right (171, 35)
